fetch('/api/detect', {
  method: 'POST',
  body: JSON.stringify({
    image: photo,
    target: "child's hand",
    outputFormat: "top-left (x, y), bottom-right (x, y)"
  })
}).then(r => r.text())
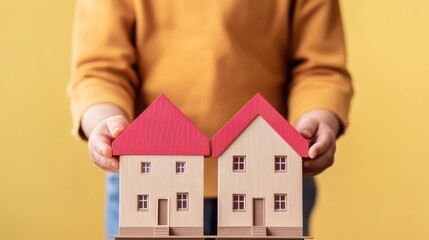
top-left (295, 110), bottom-right (341, 176)
top-left (87, 115), bottom-right (129, 172)
top-left (81, 104), bottom-right (130, 172)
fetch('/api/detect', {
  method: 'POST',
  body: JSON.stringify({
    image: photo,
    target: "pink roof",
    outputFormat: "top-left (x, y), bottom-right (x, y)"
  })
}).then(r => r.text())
top-left (212, 93), bottom-right (309, 158)
top-left (112, 95), bottom-right (210, 156)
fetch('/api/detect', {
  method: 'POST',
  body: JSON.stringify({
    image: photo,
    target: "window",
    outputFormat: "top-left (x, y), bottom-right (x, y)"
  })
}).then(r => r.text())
top-left (274, 194), bottom-right (287, 211)
top-left (141, 162), bottom-right (151, 173)
top-left (176, 162), bottom-right (186, 173)
top-left (233, 156), bottom-right (246, 171)
top-left (137, 195), bottom-right (149, 211)
top-left (177, 193), bottom-right (189, 210)
top-left (275, 156), bottom-right (287, 172)
top-left (232, 194), bottom-right (246, 211)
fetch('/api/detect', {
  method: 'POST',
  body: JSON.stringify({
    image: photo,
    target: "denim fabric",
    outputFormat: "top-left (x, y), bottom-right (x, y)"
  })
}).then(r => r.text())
top-left (204, 198), bottom-right (218, 235)
top-left (105, 173), bottom-right (119, 240)
top-left (302, 177), bottom-right (317, 236)
top-left (105, 173), bottom-right (316, 239)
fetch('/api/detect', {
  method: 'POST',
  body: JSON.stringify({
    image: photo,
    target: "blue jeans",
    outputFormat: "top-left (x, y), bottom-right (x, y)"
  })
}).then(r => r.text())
top-left (105, 173), bottom-right (316, 238)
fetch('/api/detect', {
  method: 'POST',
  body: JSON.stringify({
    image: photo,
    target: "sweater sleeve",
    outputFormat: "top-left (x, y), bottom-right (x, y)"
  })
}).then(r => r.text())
top-left (67, 0), bottom-right (138, 140)
top-left (287, 0), bottom-right (353, 131)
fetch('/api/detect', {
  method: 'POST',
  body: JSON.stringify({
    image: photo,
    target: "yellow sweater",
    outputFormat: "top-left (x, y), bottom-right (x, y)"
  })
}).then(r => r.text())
top-left (68, 0), bottom-right (353, 197)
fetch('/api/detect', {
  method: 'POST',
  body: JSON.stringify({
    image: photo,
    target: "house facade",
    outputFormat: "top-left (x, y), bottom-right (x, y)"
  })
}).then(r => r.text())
top-left (112, 95), bottom-right (209, 237)
top-left (212, 94), bottom-right (309, 237)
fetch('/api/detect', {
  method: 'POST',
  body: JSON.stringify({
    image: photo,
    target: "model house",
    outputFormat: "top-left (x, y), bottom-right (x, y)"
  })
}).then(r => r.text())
top-left (212, 93), bottom-right (309, 237)
top-left (112, 95), bottom-right (209, 237)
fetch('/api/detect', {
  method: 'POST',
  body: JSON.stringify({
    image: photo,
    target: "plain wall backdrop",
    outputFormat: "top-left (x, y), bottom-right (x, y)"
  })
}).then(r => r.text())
top-left (1, 0), bottom-right (428, 239)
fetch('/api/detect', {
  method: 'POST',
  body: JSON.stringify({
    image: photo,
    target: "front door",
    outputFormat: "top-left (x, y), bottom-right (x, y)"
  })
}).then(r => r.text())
top-left (158, 199), bottom-right (168, 225)
top-left (253, 198), bottom-right (265, 226)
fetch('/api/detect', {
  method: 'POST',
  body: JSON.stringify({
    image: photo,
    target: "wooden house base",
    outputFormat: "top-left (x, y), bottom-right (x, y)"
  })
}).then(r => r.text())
top-left (112, 235), bottom-right (313, 240)
top-left (218, 226), bottom-right (302, 237)
top-left (119, 227), bottom-right (204, 236)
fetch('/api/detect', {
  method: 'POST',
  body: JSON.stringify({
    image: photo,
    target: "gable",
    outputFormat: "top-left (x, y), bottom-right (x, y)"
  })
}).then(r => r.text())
top-left (212, 93), bottom-right (308, 158)
top-left (220, 116), bottom-right (303, 159)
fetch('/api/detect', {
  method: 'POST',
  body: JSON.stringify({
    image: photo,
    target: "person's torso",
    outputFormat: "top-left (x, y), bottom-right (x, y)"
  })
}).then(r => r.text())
top-left (132, 0), bottom-right (293, 137)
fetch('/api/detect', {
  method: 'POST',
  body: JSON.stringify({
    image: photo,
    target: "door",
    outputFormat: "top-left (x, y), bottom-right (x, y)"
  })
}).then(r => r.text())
top-left (158, 199), bottom-right (168, 225)
top-left (253, 198), bottom-right (265, 226)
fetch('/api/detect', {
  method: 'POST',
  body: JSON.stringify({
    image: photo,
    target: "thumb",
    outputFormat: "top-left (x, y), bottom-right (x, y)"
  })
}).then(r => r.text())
top-left (296, 118), bottom-right (319, 139)
top-left (106, 115), bottom-right (130, 138)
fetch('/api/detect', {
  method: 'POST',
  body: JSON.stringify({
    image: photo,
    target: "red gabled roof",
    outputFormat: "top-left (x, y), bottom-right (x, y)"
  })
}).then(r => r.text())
top-left (112, 95), bottom-right (210, 156)
top-left (212, 93), bottom-right (309, 158)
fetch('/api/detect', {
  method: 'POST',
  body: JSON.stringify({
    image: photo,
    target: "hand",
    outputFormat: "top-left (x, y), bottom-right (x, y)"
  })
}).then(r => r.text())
top-left (81, 103), bottom-right (129, 172)
top-left (295, 110), bottom-right (341, 176)
top-left (87, 115), bottom-right (129, 172)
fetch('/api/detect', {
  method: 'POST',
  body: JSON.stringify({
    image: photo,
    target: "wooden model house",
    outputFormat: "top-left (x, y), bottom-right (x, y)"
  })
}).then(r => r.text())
top-left (212, 93), bottom-right (309, 237)
top-left (112, 95), bottom-right (209, 237)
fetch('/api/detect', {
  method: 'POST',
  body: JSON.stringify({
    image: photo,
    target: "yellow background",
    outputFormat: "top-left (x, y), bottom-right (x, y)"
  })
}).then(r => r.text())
top-left (1, 0), bottom-right (428, 239)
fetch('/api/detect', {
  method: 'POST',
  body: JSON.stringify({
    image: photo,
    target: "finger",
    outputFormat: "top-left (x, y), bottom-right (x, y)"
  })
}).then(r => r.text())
top-left (93, 151), bottom-right (119, 172)
top-left (88, 136), bottom-right (100, 162)
top-left (93, 135), bottom-right (113, 159)
top-left (303, 157), bottom-right (334, 177)
top-left (101, 156), bottom-right (119, 171)
top-left (296, 118), bottom-right (319, 139)
top-left (303, 159), bottom-right (324, 176)
top-left (308, 131), bottom-right (333, 159)
top-left (106, 115), bottom-right (129, 138)
top-left (303, 148), bottom-right (335, 172)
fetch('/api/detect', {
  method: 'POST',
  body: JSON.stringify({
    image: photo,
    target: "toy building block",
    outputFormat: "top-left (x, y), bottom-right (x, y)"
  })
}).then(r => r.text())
top-left (112, 94), bottom-right (210, 238)
top-left (212, 93), bottom-right (309, 238)
top-left (110, 93), bottom-right (313, 240)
